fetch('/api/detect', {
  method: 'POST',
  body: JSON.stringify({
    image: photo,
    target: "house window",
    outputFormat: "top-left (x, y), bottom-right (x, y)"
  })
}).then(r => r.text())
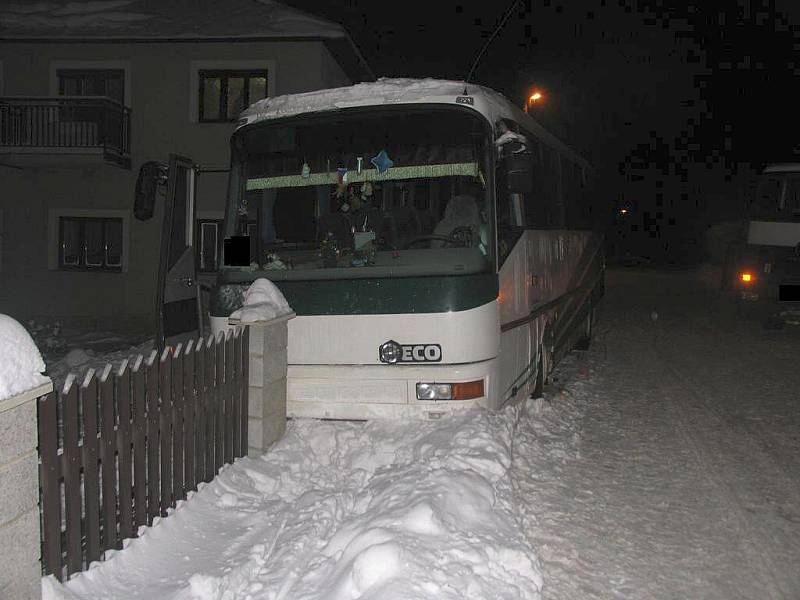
top-left (198, 70), bottom-right (268, 122)
top-left (57, 69), bottom-right (125, 103)
top-left (59, 217), bottom-right (123, 271)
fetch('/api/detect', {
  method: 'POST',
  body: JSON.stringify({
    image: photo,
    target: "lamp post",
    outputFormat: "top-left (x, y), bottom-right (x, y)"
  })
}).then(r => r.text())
top-left (526, 90), bottom-right (544, 113)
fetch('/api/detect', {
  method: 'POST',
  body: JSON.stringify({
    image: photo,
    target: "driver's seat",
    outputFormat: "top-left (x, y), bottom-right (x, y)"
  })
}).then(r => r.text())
top-left (433, 194), bottom-right (481, 245)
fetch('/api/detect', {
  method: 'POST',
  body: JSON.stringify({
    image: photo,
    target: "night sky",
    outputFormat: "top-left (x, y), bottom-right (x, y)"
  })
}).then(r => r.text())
top-left (289, 1), bottom-right (798, 166)
top-left (286, 0), bottom-right (799, 260)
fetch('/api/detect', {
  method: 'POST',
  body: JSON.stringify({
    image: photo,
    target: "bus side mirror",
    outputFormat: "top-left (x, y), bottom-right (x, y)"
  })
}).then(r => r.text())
top-left (503, 152), bottom-right (534, 194)
top-left (134, 161), bottom-right (167, 221)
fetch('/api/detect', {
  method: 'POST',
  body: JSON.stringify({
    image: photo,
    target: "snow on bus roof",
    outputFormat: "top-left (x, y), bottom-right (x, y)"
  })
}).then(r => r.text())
top-left (763, 163), bottom-right (800, 174)
top-left (242, 77), bottom-right (591, 169)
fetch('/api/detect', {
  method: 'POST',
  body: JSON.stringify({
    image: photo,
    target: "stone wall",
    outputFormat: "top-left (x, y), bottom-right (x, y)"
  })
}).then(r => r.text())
top-left (0, 380), bottom-right (52, 600)
top-left (245, 316), bottom-right (291, 456)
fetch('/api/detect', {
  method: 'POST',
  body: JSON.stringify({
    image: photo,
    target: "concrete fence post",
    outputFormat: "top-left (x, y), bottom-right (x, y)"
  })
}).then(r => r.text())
top-left (1, 379), bottom-right (52, 600)
top-left (234, 313), bottom-right (293, 457)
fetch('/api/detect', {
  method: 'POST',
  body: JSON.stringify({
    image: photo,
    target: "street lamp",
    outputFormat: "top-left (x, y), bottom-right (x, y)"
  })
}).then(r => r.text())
top-left (525, 89), bottom-right (544, 113)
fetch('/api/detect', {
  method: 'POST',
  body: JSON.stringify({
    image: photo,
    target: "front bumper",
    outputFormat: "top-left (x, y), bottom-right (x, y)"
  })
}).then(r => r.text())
top-left (286, 358), bottom-right (500, 420)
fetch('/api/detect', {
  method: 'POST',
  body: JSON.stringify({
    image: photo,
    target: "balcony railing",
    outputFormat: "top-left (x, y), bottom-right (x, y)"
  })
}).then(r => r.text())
top-left (0, 96), bottom-right (131, 168)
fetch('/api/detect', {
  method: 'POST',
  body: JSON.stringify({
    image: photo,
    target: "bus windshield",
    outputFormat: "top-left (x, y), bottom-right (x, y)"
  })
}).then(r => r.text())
top-left (752, 173), bottom-right (800, 220)
top-left (223, 107), bottom-right (494, 280)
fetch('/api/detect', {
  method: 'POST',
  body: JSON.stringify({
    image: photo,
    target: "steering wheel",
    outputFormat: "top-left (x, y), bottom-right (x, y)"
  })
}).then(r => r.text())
top-left (403, 226), bottom-right (474, 249)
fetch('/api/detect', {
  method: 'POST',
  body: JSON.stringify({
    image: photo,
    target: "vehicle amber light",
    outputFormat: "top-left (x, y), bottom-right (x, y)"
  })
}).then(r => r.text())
top-left (740, 272), bottom-right (754, 284)
top-left (451, 380), bottom-right (485, 400)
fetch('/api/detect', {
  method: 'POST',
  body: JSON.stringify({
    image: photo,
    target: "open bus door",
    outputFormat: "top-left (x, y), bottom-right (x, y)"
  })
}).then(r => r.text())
top-left (155, 154), bottom-right (202, 350)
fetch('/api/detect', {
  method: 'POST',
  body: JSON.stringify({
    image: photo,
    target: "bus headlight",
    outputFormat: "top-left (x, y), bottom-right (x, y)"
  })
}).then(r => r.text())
top-left (416, 383), bottom-right (452, 400)
top-left (416, 380), bottom-right (484, 401)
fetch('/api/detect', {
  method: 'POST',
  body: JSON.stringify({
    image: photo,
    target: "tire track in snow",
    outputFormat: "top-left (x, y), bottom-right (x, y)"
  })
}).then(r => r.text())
top-left (648, 337), bottom-right (796, 600)
top-left (515, 268), bottom-right (799, 599)
top-left (655, 332), bottom-right (800, 508)
top-left (660, 317), bottom-right (800, 488)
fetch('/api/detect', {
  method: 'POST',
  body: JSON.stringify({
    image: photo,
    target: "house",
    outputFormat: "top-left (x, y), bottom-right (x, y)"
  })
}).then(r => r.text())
top-left (0, 0), bottom-right (372, 332)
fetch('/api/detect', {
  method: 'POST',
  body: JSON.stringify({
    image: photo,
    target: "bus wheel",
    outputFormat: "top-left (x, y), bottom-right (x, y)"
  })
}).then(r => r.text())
top-left (574, 305), bottom-right (594, 350)
top-left (532, 348), bottom-right (544, 399)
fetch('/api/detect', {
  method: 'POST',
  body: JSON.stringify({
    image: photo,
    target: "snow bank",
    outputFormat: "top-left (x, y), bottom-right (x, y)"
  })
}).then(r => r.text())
top-left (229, 278), bottom-right (292, 323)
top-left (45, 337), bottom-right (154, 394)
top-left (0, 314), bottom-right (49, 401)
top-left (45, 407), bottom-right (543, 599)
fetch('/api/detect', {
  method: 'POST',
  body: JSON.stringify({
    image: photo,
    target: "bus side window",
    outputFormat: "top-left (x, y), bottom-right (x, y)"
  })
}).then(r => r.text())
top-left (496, 155), bottom-right (531, 262)
top-left (534, 146), bottom-right (559, 228)
top-left (787, 177), bottom-right (800, 214)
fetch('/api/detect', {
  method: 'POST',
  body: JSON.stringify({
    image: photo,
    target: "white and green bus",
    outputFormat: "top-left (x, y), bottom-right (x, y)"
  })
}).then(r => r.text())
top-left (198, 78), bottom-right (604, 419)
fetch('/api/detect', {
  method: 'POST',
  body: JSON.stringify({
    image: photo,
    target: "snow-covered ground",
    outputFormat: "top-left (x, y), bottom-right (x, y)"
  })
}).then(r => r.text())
top-left (31, 320), bottom-right (153, 393)
top-left (43, 401), bottom-right (548, 600)
top-left (516, 266), bottom-right (800, 599)
top-left (41, 266), bottom-right (800, 599)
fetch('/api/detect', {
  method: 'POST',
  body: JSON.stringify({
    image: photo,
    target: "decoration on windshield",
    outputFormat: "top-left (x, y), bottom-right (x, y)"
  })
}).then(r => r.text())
top-left (246, 162), bottom-right (481, 190)
top-left (370, 149), bottom-right (394, 174)
top-left (301, 161), bottom-right (310, 178)
top-left (319, 232), bottom-right (340, 268)
top-left (335, 167), bottom-right (350, 205)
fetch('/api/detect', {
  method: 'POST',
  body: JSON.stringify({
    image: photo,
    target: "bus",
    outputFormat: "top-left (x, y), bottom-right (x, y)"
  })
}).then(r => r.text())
top-left (152, 78), bottom-right (605, 420)
top-left (726, 163), bottom-right (800, 326)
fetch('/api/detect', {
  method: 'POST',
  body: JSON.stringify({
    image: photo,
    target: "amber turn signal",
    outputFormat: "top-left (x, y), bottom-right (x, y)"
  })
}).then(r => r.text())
top-left (451, 380), bottom-right (485, 400)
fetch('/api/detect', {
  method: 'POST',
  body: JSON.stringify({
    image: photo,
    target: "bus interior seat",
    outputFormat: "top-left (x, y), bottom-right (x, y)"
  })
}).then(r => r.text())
top-left (434, 194), bottom-right (481, 243)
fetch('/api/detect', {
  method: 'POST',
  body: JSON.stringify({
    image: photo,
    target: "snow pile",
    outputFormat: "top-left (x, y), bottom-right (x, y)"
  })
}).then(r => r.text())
top-left (26, 319), bottom-right (67, 353)
top-left (0, 314), bottom-right (49, 400)
top-left (494, 130), bottom-right (529, 152)
top-left (229, 278), bottom-right (292, 323)
top-left (43, 407), bottom-right (543, 599)
top-left (45, 338), bottom-right (154, 393)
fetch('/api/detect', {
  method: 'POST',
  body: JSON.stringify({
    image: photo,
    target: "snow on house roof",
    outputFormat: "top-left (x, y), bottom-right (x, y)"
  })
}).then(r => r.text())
top-left (0, 0), bottom-right (373, 80)
top-left (0, 0), bottom-right (342, 40)
top-left (241, 77), bottom-right (591, 169)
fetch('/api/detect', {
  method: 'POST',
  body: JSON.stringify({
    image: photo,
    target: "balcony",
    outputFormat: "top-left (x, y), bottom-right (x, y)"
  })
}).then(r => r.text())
top-left (0, 97), bottom-right (131, 169)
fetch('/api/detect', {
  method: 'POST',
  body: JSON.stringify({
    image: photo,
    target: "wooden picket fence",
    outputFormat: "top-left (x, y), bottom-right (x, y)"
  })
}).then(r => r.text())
top-left (37, 328), bottom-right (249, 581)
